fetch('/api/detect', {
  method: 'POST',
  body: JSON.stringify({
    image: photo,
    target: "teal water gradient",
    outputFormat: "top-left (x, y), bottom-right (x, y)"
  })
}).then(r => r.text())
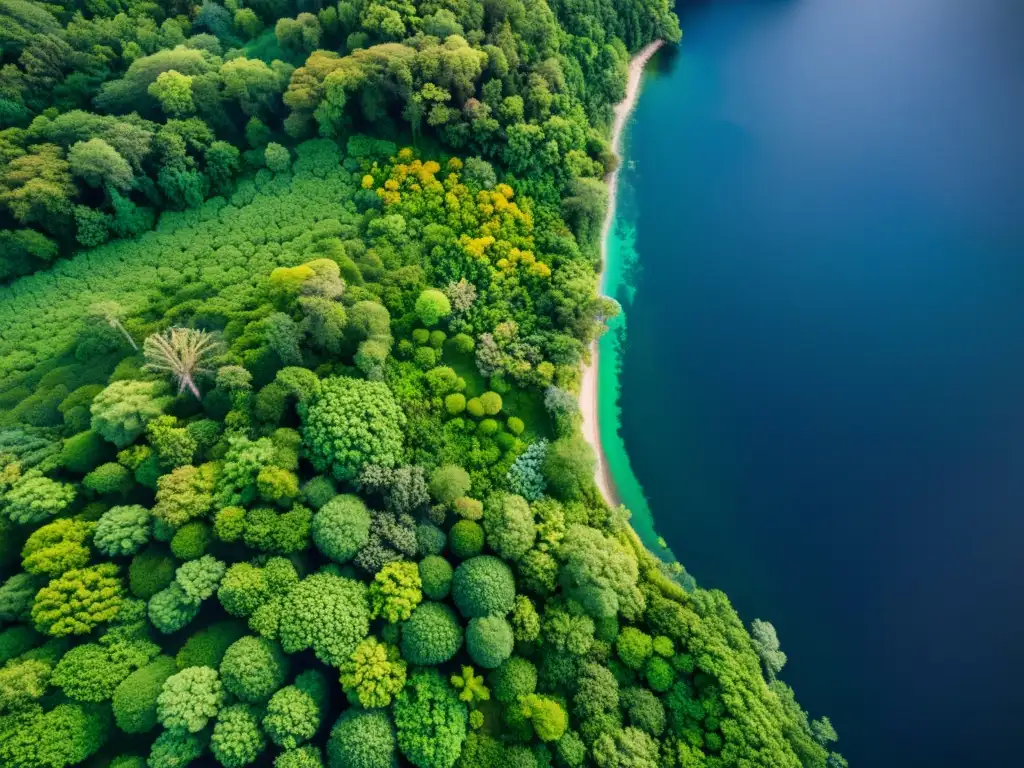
top-left (604, 1), bottom-right (1024, 766)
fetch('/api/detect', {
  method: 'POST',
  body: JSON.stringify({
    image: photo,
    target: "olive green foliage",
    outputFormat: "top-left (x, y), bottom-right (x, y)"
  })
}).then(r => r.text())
top-left (157, 665), bottom-right (225, 732)
top-left (0, 702), bottom-right (109, 768)
top-left (220, 636), bottom-right (290, 703)
top-left (339, 636), bottom-right (406, 709)
top-left (301, 378), bottom-right (406, 483)
top-left (112, 655), bottom-right (177, 733)
top-left (393, 669), bottom-right (467, 768)
top-left (32, 563), bottom-right (124, 636)
top-left (400, 602), bottom-right (463, 666)
top-left (327, 709), bottom-right (396, 768)
top-left (94, 505), bottom-right (152, 556)
top-left (312, 494), bottom-right (371, 564)
top-left (0, 573), bottom-right (41, 624)
top-left (451, 556), bottom-right (516, 618)
top-left (415, 290), bottom-right (451, 327)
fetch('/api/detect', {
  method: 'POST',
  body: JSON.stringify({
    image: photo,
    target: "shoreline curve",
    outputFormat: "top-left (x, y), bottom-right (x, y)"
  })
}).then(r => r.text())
top-left (580, 39), bottom-right (664, 509)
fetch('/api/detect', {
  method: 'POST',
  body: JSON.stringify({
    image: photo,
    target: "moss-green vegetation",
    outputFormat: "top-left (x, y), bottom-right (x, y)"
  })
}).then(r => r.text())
top-left (0, 1), bottom-right (843, 767)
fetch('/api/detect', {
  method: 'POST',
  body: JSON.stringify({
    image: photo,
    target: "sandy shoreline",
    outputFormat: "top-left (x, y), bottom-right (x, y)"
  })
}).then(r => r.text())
top-left (580, 40), bottom-right (664, 508)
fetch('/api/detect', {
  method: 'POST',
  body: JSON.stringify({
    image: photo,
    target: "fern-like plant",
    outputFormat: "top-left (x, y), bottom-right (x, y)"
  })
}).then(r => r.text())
top-left (143, 328), bottom-right (222, 399)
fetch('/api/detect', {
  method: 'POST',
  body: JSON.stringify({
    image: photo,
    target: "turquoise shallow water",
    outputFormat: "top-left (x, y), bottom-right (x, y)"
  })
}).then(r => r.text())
top-left (602, 1), bottom-right (1024, 765)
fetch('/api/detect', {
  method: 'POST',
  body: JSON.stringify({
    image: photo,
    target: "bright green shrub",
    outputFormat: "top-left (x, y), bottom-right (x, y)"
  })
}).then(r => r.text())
top-left (418, 556), bottom-right (453, 600)
top-left (451, 556), bottom-right (515, 618)
top-left (444, 394), bottom-right (465, 415)
top-left (400, 602), bottom-right (463, 666)
top-left (109, 756), bottom-right (146, 768)
top-left (112, 655), bottom-right (177, 733)
top-left (557, 524), bottom-right (643, 621)
top-left (466, 398), bottom-right (484, 418)
top-left (90, 380), bottom-right (169, 448)
top-left (490, 656), bottom-right (537, 703)
top-left (414, 290), bottom-right (451, 327)
top-left (0, 702), bottom-right (109, 768)
top-left (263, 670), bottom-right (329, 749)
top-left (520, 694), bottom-right (568, 742)
top-left (0, 625), bottom-right (40, 665)
top-left (393, 668), bottom-right (466, 768)
top-left (148, 582), bottom-right (200, 634)
top-left (327, 709), bottom-right (396, 768)
top-left (277, 746), bottom-right (324, 768)
top-left (94, 505), bottom-right (152, 556)
top-left (51, 638), bottom-right (158, 702)
top-left (242, 505), bottom-right (312, 554)
top-left (278, 571), bottom-right (369, 667)
top-left (32, 563), bottom-right (124, 636)
top-left (644, 656), bottom-right (675, 693)
top-left (83, 462), bottom-right (134, 495)
top-left (453, 497), bottom-right (483, 520)
top-left (506, 417), bottom-right (525, 435)
top-left (157, 665), bottom-right (225, 732)
top-left (176, 621), bottom-right (249, 670)
top-left (302, 475), bottom-right (336, 509)
top-left (153, 463), bottom-right (217, 528)
top-left (301, 377), bottom-right (405, 483)
top-left (339, 636), bottom-right (406, 708)
top-left (176, 555), bottom-right (227, 602)
top-left (59, 430), bottom-right (112, 473)
top-left (448, 520), bottom-right (484, 559)
top-left (220, 636), bottom-right (290, 703)
top-left (3, 473), bottom-right (76, 526)
top-left (478, 392), bottom-right (502, 416)
top-left (615, 627), bottom-right (653, 671)
top-left (148, 729), bottom-right (206, 768)
top-left (0, 573), bottom-right (42, 624)
top-left (620, 687), bottom-right (665, 736)
top-left (214, 506), bottom-right (246, 542)
top-left (21, 518), bottom-right (93, 577)
top-left (266, 142), bottom-right (291, 172)
top-left (416, 523), bottom-right (446, 556)
top-left (312, 494), bottom-right (371, 563)
top-left (369, 561), bottom-right (422, 623)
top-left (466, 615), bottom-right (514, 669)
top-left (429, 465), bottom-right (471, 505)
top-left (482, 493), bottom-right (535, 562)
top-left (211, 703), bottom-right (267, 768)
top-left (129, 546), bottom-right (176, 599)
top-left (170, 521), bottom-right (213, 559)
top-left (542, 437), bottom-right (595, 502)
top-left (219, 563), bottom-right (269, 618)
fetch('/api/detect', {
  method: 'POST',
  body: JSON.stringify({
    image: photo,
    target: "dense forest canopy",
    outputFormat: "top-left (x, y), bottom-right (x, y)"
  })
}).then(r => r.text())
top-left (0, 1), bottom-right (846, 768)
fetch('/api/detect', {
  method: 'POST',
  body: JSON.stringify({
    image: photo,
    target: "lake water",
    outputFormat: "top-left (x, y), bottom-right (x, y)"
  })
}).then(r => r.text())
top-left (602, 0), bottom-right (1024, 765)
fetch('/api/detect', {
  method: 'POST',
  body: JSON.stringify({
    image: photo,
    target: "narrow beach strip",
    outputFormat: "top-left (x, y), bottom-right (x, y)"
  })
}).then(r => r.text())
top-left (580, 40), bottom-right (664, 508)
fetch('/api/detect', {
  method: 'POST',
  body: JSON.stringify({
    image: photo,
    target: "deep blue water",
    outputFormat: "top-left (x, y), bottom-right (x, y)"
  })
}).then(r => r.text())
top-left (615, 0), bottom-right (1024, 765)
